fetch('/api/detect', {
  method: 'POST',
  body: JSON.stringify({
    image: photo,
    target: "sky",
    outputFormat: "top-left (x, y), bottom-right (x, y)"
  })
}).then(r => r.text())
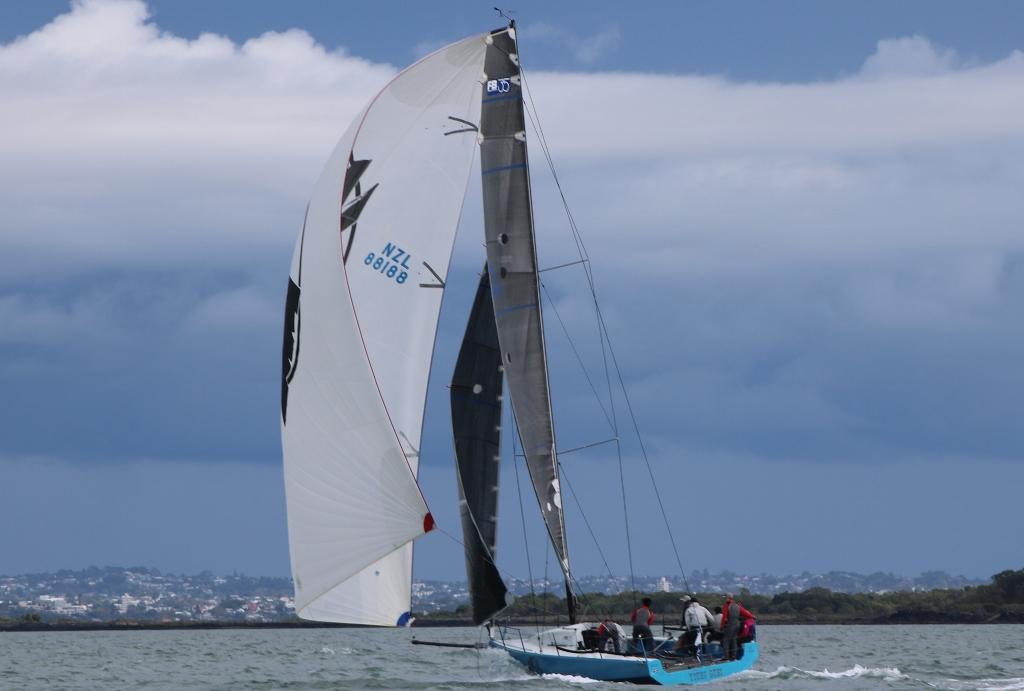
top-left (1, 0), bottom-right (1022, 583)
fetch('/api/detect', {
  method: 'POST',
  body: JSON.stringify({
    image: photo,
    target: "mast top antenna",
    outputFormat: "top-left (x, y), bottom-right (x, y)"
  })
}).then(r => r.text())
top-left (493, 7), bottom-right (516, 24)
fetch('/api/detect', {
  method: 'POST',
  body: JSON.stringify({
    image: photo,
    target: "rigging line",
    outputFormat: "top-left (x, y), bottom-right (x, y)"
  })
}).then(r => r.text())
top-left (431, 525), bottom-right (566, 632)
top-left (557, 461), bottom-right (615, 583)
top-left (610, 390), bottom-right (638, 610)
top-left (495, 42), bottom-right (576, 595)
top-left (574, 208), bottom-right (635, 604)
top-left (602, 307), bottom-right (692, 594)
top-left (539, 258), bottom-right (589, 273)
top-left (540, 281), bottom-right (613, 428)
top-left (521, 67), bottom-right (636, 604)
top-left (514, 437), bottom-right (617, 459)
top-left (536, 226), bottom-right (640, 611)
top-left (432, 524), bottom-right (525, 590)
top-left (593, 307), bottom-right (638, 610)
top-left (490, 450), bottom-right (613, 625)
top-left (520, 70), bottom-right (609, 423)
top-left (544, 540), bottom-right (604, 626)
top-left (435, 522), bottom-right (607, 630)
top-left (520, 38), bottom-right (688, 602)
top-left (518, 75), bottom-right (583, 255)
top-left (555, 482), bottom-right (619, 625)
top-left (519, 67), bottom-right (591, 268)
top-left (558, 437), bottom-right (619, 456)
top-left (542, 525), bottom-right (550, 624)
top-left (510, 409), bottom-right (542, 632)
top-left (520, 64), bottom-right (691, 591)
top-left (563, 570), bottom-right (604, 624)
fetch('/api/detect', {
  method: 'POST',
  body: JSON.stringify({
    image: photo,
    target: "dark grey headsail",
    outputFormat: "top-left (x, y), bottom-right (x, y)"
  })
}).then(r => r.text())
top-left (451, 268), bottom-right (509, 625)
top-left (479, 25), bottom-right (572, 587)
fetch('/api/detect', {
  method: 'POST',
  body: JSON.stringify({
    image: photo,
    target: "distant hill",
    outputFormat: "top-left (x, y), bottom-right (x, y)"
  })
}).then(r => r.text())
top-left (0, 566), bottom-right (987, 621)
top-left (419, 568), bottom-right (1024, 626)
top-left (413, 570), bottom-right (987, 613)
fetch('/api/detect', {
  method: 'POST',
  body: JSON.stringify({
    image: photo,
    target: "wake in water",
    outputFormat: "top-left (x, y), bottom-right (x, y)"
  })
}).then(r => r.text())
top-left (540, 673), bottom-right (602, 684)
top-left (925, 678), bottom-right (1024, 691)
top-left (737, 665), bottom-right (1024, 691)
top-left (738, 664), bottom-right (909, 682)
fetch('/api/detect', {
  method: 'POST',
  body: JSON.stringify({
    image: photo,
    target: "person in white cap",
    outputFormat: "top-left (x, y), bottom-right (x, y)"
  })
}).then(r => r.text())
top-left (677, 595), bottom-right (692, 628)
top-left (685, 596), bottom-right (716, 632)
top-left (675, 595), bottom-right (715, 655)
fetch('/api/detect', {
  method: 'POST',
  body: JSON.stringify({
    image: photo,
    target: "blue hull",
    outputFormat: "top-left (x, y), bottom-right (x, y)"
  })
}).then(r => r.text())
top-left (494, 640), bottom-right (760, 685)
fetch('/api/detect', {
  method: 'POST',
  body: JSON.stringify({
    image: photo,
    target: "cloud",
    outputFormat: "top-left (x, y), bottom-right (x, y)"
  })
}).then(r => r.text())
top-left (859, 35), bottom-right (963, 78)
top-left (1, 0), bottom-right (1022, 472)
top-left (182, 286), bottom-right (279, 333)
top-left (0, 291), bottom-right (119, 344)
top-left (0, 0), bottom-right (394, 278)
top-left (524, 21), bottom-right (621, 65)
top-left (4, 1), bottom-right (1022, 281)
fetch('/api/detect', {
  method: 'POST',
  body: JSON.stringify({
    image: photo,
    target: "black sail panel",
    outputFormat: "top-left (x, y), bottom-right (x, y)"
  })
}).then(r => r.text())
top-left (451, 268), bottom-right (509, 624)
top-left (479, 26), bottom-right (571, 580)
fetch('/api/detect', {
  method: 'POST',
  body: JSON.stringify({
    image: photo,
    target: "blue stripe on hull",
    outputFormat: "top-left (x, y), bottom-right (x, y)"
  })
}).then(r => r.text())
top-left (493, 640), bottom-right (760, 686)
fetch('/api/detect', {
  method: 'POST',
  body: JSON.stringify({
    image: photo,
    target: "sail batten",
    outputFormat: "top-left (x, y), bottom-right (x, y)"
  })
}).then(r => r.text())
top-left (281, 33), bottom-right (488, 627)
top-left (479, 27), bottom-right (572, 582)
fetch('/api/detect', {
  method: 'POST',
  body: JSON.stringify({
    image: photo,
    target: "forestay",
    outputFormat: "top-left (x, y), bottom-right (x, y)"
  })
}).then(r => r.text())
top-left (281, 34), bottom-right (488, 626)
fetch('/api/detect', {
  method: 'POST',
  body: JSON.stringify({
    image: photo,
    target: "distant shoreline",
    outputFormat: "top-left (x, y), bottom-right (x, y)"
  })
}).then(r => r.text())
top-left (1, 620), bottom-right (355, 633)
top-left (3, 614), bottom-right (1022, 633)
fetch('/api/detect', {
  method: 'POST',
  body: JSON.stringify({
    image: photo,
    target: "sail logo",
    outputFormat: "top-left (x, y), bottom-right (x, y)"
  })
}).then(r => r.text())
top-left (340, 153), bottom-right (377, 264)
top-left (363, 241), bottom-right (410, 285)
top-left (486, 78), bottom-right (512, 94)
top-left (280, 277), bottom-right (301, 423)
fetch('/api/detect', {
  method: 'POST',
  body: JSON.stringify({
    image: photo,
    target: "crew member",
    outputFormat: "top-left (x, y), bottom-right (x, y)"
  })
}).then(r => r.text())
top-left (676, 596), bottom-right (715, 656)
top-left (720, 593), bottom-right (755, 661)
top-left (630, 597), bottom-right (656, 653)
top-left (597, 619), bottom-right (625, 654)
top-left (707, 606), bottom-right (724, 642)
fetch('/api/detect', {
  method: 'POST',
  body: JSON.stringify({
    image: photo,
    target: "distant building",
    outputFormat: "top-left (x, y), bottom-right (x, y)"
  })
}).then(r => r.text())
top-left (116, 594), bottom-right (140, 613)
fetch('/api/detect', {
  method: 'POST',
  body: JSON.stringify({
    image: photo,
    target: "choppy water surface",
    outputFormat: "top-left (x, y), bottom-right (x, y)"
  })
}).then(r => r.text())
top-left (1, 625), bottom-right (1021, 690)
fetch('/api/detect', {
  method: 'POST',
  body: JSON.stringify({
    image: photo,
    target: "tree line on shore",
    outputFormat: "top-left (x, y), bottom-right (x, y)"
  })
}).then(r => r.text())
top-left (425, 568), bottom-right (1024, 625)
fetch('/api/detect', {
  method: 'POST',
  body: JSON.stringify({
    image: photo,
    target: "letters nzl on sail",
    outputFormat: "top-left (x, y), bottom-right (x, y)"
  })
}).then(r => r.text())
top-left (363, 241), bottom-right (412, 285)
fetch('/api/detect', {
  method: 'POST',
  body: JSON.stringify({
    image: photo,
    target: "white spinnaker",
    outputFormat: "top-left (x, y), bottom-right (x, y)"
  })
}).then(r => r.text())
top-left (281, 34), bottom-right (487, 626)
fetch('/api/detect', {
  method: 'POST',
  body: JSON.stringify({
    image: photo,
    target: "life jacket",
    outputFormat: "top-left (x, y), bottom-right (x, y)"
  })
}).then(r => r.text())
top-left (631, 605), bottom-right (654, 626)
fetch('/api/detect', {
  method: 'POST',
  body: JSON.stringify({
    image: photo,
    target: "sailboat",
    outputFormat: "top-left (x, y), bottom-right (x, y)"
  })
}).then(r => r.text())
top-left (280, 19), bottom-right (759, 685)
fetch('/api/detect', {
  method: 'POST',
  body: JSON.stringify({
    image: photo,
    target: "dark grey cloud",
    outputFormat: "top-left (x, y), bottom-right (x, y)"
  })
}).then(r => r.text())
top-left (1, 1), bottom-right (1022, 578)
top-left (0, 268), bottom-right (283, 463)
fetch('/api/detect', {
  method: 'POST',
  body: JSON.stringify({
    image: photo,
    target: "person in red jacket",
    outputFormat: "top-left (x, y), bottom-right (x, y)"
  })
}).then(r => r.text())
top-left (630, 597), bottom-right (655, 653)
top-left (596, 619), bottom-right (626, 653)
top-left (720, 593), bottom-right (755, 660)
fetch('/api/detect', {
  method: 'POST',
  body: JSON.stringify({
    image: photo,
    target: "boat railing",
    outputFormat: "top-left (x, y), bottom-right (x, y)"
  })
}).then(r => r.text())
top-left (494, 622), bottom-right (528, 653)
top-left (495, 622), bottom-right (612, 660)
top-left (496, 621), bottom-right (691, 664)
top-left (650, 626), bottom-right (758, 669)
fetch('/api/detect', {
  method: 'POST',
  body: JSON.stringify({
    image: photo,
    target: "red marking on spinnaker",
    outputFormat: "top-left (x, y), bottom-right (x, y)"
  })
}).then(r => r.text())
top-left (423, 513), bottom-right (435, 533)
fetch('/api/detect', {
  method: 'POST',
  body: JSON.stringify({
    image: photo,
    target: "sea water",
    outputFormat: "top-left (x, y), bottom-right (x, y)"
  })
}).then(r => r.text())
top-left (1, 625), bottom-right (1021, 690)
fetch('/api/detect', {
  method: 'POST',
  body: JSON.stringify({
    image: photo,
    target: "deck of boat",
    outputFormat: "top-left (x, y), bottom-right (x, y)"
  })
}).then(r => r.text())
top-left (489, 625), bottom-right (759, 685)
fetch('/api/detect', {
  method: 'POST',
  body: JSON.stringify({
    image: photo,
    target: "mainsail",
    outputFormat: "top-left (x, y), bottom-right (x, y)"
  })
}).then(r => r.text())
top-left (451, 268), bottom-right (510, 625)
top-left (479, 27), bottom-right (572, 582)
top-left (281, 34), bottom-right (488, 626)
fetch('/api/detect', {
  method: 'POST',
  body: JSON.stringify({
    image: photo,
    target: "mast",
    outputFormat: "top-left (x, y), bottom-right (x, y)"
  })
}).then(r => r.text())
top-left (480, 20), bottom-right (576, 624)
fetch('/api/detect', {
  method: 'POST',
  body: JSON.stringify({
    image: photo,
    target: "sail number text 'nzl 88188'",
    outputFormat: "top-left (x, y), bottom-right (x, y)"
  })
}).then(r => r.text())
top-left (364, 241), bottom-right (411, 285)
